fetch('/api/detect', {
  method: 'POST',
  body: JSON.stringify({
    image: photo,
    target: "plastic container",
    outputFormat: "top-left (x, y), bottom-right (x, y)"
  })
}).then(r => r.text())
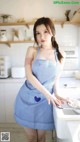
top-left (11, 67), bottom-right (25, 78)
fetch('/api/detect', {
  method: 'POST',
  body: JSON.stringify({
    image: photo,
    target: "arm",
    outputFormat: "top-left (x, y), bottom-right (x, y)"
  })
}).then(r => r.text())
top-left (53, 52), bottom-right (67, 103)
top-left (25, 46), bottom-right (59, 105)
top-left (54, 57), bottom-right (65, 95)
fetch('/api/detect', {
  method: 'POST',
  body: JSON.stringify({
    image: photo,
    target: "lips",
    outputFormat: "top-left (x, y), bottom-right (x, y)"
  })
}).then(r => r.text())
top-left (41, 40), bottom-right (45, 42)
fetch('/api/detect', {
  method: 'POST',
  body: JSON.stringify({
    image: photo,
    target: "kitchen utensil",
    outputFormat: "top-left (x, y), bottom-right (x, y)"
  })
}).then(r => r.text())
top-left (68, 99), bottom-right (80, 109)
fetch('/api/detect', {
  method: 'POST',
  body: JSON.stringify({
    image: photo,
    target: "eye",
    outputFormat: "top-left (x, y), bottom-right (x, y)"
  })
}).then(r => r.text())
top-left (36, 32), bottom-right (40, 35)
top-left (44, 30), bottom-right (48, 33)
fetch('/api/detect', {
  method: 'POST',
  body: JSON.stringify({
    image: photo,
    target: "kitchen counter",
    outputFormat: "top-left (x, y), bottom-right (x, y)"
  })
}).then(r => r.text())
top-left (0, 76), bottom-right (80, 85)
top-left (59, 77), bottom-right (80, 88)
top-left (0, 77), bottom-right (26, 83)
top-left (67, 122), bottom-right (80, 142)
top-left (53, 88), bottom-right (80, 142)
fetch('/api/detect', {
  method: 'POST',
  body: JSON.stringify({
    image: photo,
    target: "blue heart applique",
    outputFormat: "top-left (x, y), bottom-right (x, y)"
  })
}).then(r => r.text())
top-left (34, 96), bottom-right (41, 102)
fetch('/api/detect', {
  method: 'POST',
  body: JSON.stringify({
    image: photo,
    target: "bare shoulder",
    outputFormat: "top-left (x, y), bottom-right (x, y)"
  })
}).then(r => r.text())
top-left (25, 46), bottom-right (38, 57)
top-left (27, 46), bottom-right (37, 53)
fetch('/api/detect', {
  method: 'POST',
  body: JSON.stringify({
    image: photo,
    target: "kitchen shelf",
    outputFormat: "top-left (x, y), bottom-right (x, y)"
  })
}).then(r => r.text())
top-left (0, 10), bottom-right (79, 47)
top-left (0, 21), bottom-right (36, 27)
top-left (0, 8), bottom-right (80, 27)
top-left (0, 22), bottom-right (30, 28)
top-left (52, 8), bottom-right (80, 26)
top-left (0, 18), bottom-right (80, 28)
top-left (70, 8), bottom-right (80, 24)
top-left (0, 40), bottom-right (34, 47)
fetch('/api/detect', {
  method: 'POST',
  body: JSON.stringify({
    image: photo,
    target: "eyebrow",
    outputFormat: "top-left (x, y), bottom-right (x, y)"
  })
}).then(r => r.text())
top-left (36, 31), bottom-right (39, 33)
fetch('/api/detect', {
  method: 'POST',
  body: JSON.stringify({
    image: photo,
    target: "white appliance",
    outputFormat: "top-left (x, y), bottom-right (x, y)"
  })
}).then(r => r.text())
top-left (60, 46), bottom-right (78, 58)
top-left (0, 56), bottom-right (11, 78)
top-left (11, 67), bottom-right (25, 78)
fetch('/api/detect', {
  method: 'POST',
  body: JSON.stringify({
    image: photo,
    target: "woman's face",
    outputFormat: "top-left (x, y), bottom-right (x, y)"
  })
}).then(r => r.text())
top-left (35, 24), bottom-right (52, 47)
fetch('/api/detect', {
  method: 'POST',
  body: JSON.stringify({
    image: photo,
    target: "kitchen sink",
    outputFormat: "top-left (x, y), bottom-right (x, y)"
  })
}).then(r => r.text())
top-left (55, 76), bottom-right (80, 141)
top-left (53, 89), bottom-right (80, 142)
top-left (61, 101), bottom-right (80, 116)
top-left (62, 108), bottom-right (79, 115)
top-left (53, 106), bottom-right (80, 142)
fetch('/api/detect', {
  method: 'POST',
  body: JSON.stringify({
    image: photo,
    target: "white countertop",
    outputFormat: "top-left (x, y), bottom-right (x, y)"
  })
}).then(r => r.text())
top-left (0, 77), bottom-right (26, 83)
top-left (0, 77), bottom-right (80, 85)
top-left (54, 106), bottom-right (80, 121)
top-left (53, 100), bottom-right (80, 142)
top-left (67, 121), bottom-right (80, 142)
top-left (59, 77), bottom-right (80, 88)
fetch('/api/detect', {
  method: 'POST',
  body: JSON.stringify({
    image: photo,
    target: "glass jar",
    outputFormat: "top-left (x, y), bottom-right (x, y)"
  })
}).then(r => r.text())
top-left (0, 30), bottom-right (7, 41)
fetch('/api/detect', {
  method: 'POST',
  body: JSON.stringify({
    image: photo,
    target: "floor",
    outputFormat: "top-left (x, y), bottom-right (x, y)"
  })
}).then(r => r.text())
top-left (0, 124), bottom-right (57, 142)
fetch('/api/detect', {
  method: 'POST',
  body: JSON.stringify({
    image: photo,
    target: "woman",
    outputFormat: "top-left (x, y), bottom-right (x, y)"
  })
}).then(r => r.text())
top-left (14, 17), bottom-right (66, 142)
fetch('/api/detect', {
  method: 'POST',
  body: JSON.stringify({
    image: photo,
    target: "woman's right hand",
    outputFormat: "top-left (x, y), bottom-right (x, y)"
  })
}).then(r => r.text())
top-left (46, 94), bottom-right (62, 107)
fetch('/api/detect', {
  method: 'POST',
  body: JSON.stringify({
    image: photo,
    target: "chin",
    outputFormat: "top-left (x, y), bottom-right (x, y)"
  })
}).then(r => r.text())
top-left (41, 42), bottom-right (47, 46)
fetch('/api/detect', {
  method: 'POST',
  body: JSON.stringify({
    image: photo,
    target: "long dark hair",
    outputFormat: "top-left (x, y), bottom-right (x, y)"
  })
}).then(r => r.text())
top-left (33, 17), bottom-right (63, 62)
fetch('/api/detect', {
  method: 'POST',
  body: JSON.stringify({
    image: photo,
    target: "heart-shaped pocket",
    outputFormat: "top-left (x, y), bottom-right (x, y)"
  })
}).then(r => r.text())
top-left (34, 96), bottom-right (41, 102)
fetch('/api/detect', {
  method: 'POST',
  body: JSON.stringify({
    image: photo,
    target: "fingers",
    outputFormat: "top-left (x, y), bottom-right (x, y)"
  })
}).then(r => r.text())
top-left (53, 95), bottom-right (62, 106)
top-left (57, 96), bottom-right (67, 104)
top-left (55, 99), bottom-right (62, 106)
top-left (51, 100), bottom-right (56, 106)
top-left (48, 97), bottom-right (61, 107)
top-left (47, 98), bottom-right (56, 106)
top-left (47, 95), bottom-right (65, 107)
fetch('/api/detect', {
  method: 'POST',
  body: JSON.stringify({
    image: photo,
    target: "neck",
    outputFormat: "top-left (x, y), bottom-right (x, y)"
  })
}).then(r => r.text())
top-left (40, 45), bottom-right (53, 50)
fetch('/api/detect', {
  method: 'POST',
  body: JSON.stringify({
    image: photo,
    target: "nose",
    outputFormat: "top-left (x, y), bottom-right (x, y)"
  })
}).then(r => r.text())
top-left (40, 34), bottom-right (44, 39)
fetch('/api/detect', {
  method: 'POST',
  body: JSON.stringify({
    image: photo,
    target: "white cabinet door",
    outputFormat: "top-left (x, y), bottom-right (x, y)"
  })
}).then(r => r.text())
top-left (5, 82), bottom-right (23, 123)
top-left (0, 83), bottom-right (6, 122)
